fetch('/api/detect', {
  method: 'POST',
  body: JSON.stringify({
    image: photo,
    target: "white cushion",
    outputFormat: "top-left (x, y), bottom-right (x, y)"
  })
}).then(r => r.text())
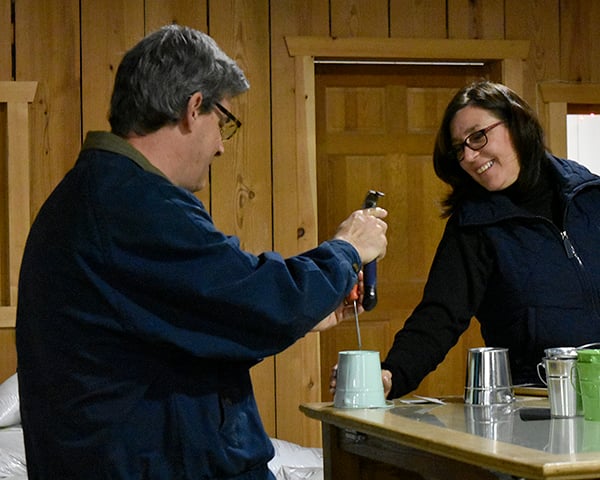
top-left (268, 438), bottom-right (323, 480)
top-left (0, 375), bottom-right (20, 427)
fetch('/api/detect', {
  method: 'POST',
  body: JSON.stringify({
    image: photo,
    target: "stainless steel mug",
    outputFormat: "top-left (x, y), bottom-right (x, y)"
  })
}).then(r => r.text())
top-left (464, 347), bottom-right (514, 405)
top-left (538, 346), bottom-right (581, 418)
top-left (537, 357), bottom-right (579, 417)
top-left (464, 403), bottom-right (515, 442)
top-left (546, 418), bottom-right (580, 454)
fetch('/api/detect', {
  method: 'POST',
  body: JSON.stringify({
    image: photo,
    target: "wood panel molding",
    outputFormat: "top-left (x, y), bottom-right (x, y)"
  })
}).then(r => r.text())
top-left (0, 307), bottom-right (15, 329)
top-left (539, 82), bottom-right (600, 104)
top-left (0, 81), bottom-right (37, 329)
top-left (1, 81), bottom-right (38, 302)
top-left (285, 37), bottom-right (529, 61)
top-left (539, 81), bottom-right (600, 158)
top-left (0, 81), bottom-right (37, 102)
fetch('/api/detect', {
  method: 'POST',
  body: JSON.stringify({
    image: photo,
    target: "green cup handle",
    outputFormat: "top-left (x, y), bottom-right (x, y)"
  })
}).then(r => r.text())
top-left (571, 364), bottom-right (581, 394)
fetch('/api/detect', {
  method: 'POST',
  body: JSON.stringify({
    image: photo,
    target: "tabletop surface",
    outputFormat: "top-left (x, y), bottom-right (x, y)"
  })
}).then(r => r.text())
top-left (301, 395), bottom-right (600, 480)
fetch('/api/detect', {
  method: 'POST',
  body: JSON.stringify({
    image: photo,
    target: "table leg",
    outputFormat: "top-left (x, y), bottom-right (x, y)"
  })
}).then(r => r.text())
top-left (321, 423), bottom-right (362, 480)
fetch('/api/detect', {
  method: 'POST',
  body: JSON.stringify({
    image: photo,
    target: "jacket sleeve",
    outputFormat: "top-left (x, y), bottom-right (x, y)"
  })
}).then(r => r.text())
top-left (381, 217), bottom-right (493, 398)
top-left (95, 178), bottom-right (361, 361)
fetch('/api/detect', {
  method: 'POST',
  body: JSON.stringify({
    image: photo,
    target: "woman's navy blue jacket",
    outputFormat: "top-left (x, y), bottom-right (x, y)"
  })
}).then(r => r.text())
top-left (383, 154), bottom-right (600, 398)
top-left (16, 132), bottom-right (361, 479)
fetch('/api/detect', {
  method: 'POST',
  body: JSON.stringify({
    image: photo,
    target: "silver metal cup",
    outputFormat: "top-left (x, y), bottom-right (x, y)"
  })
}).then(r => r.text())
top-left (464, 347), bottom-right (514, 405)
top-left (546, 418), bottom-right (580, 454)
top-left (537, 354), bottom-right (580, 418)
top-left (464, 403), bottom-right (515, 442)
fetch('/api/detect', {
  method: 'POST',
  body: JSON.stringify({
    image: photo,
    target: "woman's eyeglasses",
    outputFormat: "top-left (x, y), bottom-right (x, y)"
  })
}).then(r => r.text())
top-left (452, 120), bottom-right (504, 162)
top-left (214, 102), bottom-right (242, 141)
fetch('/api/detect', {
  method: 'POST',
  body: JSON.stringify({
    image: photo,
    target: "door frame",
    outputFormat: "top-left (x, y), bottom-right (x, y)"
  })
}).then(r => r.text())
top-left (283, 36), bottom-right (530, 259)
top-left (0, 81), bottom-right (37, 326)
top-left (539, 82), bottom-right (600, 158)
top-left (279, 36), bottom-right (529, 443)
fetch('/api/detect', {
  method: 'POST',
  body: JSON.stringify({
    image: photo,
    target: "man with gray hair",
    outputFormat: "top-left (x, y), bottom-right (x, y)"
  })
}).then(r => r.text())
top-left (16, 25), bottom-right (387, 479)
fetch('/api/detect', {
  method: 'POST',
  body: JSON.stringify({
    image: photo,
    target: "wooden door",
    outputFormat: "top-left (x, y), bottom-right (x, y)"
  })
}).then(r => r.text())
top-left (316, 64), bottom-right (492, 399)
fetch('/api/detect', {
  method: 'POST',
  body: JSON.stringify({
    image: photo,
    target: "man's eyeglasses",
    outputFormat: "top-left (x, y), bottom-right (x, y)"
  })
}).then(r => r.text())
top-left (214, 102), bottom-right (242, 140)
top-left (452, 120), bottom-right (504, 162)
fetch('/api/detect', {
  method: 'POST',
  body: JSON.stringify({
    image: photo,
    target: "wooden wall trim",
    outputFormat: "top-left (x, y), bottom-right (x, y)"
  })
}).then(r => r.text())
top-left (285, 37), bottom-right (530, 61)
top-left (1, 81), bottom-right (37, 305)
top-left (539, 82), bottom-right (600, 103)
top-left (271, 54), bottom-right (321, 447)
top-left (0, 81), bottom-right (37, 103)
top-left (0, 0), bottom-right (12, 81)
top-left (293, 55), bottom-right (318, 246)
top-left (499, 58), bottom-right (525, 97)
top-left (0, 307), bottom-right (15, 328)
top-left (538, 82), bottom-right (600, 158)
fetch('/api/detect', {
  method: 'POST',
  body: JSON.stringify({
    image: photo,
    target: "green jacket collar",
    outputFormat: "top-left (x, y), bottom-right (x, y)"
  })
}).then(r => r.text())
top-left (81, 131), bottom-right (168, 181)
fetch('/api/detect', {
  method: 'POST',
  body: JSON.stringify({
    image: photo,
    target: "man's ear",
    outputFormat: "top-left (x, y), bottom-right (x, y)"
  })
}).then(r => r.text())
top-left (180, 91), bottom-right (203, 132)
top-left (187, 91), bottom-right (203, 121)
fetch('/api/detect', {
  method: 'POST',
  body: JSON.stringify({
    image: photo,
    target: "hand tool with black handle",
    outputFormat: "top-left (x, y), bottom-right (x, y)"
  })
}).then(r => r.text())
top-left (361, 190), bottom-right (385, 311)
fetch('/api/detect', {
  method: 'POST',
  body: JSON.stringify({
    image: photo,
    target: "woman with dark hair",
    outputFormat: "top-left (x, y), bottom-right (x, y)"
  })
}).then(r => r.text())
top-left (376, 80), bottom-right (600, 399)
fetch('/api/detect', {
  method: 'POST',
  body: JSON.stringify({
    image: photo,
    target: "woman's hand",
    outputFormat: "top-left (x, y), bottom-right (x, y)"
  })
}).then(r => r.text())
top-left (329, 365), bottom-right (393, 399)
top-left (381, 369), bottom-right (392, 398)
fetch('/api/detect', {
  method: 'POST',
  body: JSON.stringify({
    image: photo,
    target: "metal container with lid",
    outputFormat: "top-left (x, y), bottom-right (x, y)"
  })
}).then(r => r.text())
top-left (539, 346), bottom-right (581, 417)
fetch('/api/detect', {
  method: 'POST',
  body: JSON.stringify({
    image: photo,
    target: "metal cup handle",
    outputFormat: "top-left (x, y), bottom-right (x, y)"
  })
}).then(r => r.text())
top-left (577, 342), bottom-right (600, 350)
top-left (537, 361), bottom-right (547, 386)
top-left (570, 364), bottom-right (581, 394)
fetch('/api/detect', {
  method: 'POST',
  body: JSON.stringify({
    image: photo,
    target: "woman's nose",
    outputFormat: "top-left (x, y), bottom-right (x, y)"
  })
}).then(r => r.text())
top-left (461, 146), bottom-right (480, 163)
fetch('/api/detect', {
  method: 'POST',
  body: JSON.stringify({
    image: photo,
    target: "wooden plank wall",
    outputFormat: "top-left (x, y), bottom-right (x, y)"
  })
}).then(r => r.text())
top-left (1, 0), bottom-right (600, 447)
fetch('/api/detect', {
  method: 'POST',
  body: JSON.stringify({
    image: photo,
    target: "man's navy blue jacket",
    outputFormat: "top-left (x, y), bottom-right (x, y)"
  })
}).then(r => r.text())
top-left (16, 132), bottom-right (360, 479)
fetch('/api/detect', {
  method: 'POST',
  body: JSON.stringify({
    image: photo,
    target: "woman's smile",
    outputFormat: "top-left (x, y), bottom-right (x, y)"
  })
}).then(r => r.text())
top-left (476, 160), bottom-right (494, 175)
top-left (451, 106), bottom-right (520, 191)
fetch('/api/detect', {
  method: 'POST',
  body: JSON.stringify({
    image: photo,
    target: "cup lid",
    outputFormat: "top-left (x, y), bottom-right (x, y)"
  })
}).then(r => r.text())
top-left (544, 347), bottom-right (577, 358)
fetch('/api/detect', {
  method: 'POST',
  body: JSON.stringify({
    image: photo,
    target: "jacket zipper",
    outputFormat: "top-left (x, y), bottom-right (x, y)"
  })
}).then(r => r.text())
top-left (559, 228), bottom-right (600, 314)
top-left (561, 231), bottom-right (583, 266)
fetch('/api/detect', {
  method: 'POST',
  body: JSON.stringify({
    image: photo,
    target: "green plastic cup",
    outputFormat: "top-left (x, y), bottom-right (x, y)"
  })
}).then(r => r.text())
top-left (576, 352), bottom-right (600, 421)
top-left (583, 419), bottom-right (600, 451)
top-left (579, 379), bottom-right (600, 421)
top-left (577, 349), bottom-right (600, 363)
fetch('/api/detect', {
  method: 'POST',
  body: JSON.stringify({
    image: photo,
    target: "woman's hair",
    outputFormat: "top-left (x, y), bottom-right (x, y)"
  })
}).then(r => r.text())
top-left (433, 80), bottom-right (548, 217)
top-left (109, 25), bottom-right (249, 136)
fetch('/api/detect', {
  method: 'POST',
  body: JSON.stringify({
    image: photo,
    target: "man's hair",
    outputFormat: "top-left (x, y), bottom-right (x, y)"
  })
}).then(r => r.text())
top-left (109, 25), bottom-right (249, 136)
top-left (432, 80), bottom-right (548, 217)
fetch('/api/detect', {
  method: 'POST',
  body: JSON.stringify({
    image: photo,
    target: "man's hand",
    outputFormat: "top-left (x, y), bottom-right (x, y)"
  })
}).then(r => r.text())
top-left (311, 299), bottom-right (363, 332)
top-left (333, 207), bottom-right (388, 265)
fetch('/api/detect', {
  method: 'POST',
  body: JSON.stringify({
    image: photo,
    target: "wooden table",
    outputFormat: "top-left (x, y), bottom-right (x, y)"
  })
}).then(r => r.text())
top-left (300, 396), bottom-right (600, 480)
